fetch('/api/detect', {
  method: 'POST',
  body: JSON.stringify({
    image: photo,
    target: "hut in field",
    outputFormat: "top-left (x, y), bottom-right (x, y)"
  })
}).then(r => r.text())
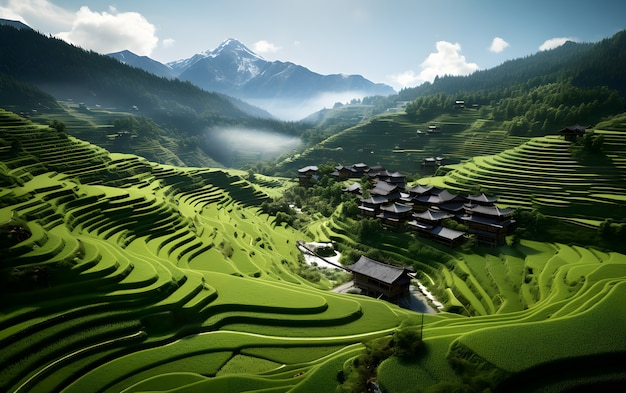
top-left (348, 256), bottom-right (412, 303)
top-left (559, 124), bottom-right (591, 141)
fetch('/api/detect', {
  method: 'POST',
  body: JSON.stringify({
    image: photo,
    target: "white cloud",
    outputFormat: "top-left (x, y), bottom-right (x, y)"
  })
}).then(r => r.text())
top-left (490, 36), bottom-right (509, 53)
top-left (162, 38), bottom-right (176, 48)
top-left (56, 6), bottom-right (158, 56)
top-left (388, 41), bottom-right (479, 89)
top-left (389, 70), bottom-right (421, 89)
top-left (253, 40), bottom-right (281, 54)
top-left (0, 0), bottom-right (74, 30)
top-left (539, 37), bottom-right (577, 51)
top-left (418, 41), bottom-right (479, 84)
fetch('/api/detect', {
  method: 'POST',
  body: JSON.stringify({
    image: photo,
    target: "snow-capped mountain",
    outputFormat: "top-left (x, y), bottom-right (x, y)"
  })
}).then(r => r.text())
top-left (173, 38), bottom-right (267, 92)
top-left (110, 38), bottom-right (395, 119)
top-left (169, 38), bottom-right (394, 100)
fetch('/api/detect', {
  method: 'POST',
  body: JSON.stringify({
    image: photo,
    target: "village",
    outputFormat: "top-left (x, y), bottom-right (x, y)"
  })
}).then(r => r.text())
top-left (296, 161), bottom-right (516, 306)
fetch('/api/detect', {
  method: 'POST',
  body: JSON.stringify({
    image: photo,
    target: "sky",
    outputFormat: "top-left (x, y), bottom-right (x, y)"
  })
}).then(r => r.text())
top-left (1, 0), bottom-right (625, 91)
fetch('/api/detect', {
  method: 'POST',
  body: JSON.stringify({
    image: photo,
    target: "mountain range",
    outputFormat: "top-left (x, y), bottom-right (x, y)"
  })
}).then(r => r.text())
top-left (108, 38), bottom-right (395, 120)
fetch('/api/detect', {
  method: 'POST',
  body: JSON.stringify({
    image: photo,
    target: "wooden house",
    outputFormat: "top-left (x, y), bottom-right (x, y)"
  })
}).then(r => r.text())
top-left (358, 195), bottom-right (389, 217)
top-left (377, 202), bottom-right (413, 227)
top-left (332, 163), bottom-right (370, 179)
top-left (559, 124), bottom-right (591, 141)
top-left (461, 204), bottom-right (514, 246)
top-left (297, 165), bottom-right (318, 184)
top-left (466, 193), bottom-right (498, 205)
top-left (370, 181), bottom-right (402, 201)
top-left (429, 226), bottom-right (466, 247)
top-left (342, 182), bottom-right (363, 195)
top-left (348, 256), bottom-right (412, 303)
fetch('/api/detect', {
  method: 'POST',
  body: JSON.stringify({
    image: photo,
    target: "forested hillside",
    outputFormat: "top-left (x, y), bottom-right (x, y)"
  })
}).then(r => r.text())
top-left (0, 26), bottom-right (305, 168)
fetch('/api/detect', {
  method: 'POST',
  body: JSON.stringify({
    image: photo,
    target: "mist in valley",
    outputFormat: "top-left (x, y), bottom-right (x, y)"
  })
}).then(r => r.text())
top-left (246, 90), bottom-right (375, 121)
top-left (203, 126), bottom-right (302, 167)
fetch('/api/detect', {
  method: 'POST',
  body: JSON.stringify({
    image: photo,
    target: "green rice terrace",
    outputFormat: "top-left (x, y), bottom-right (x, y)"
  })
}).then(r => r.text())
top-left (2, 108), bottom-right (626, 393)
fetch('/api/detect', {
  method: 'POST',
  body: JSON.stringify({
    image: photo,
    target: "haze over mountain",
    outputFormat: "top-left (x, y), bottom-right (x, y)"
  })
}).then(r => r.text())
top-left (109, 38), bottom-right (395, 120)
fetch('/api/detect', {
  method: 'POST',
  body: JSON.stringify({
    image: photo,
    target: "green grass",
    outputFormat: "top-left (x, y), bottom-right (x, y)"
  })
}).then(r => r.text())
top-left (2, 108), bottom-right (626, 392)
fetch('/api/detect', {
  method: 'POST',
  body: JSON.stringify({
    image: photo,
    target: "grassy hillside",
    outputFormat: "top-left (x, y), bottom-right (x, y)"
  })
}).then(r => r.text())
top-left (276, 108), bottom-right (529, 177)
top-left (2, 109), bottom-right (626, 392)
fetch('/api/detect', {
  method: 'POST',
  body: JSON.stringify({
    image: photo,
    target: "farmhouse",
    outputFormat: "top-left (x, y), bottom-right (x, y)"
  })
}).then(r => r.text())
top-left (342, 182), bottom-right (363, 194)
top-left (377, 202), bottom-right (413, 227)
top-left (332, 163), bottom-right (369, 179)
top-left (429, 226), bottom-right (466, 247)
top-left (559, 124), bottom-right (591, 141)
top-left (348, 255), bottom-right (412, 303)
top-left (297, 165), bottom-right (318, 184)
top-left (461, 204), bottom-right (515, 247)
top-left (358, 195), bottom-right (389, 217)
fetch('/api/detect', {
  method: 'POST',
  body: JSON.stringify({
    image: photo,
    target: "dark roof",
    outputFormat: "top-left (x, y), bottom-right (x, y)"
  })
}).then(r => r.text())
top-left (413, 209), bottom-right (453, 221)
top-left (342, 182), bottom-right (362, 193)
top-left (380, 202), bottom-right (413, 214)
top-left (430, 226), bottom-right (465, 241)
top-left (297, 165), bottom-right (318, 173)
top-left (461, 214), bottom-right (514, 228)
top-left (466, 193), bottom-right (498, 203)
top-left (559, 124), bottom-right (591, 134)
top-left (372, 181), bottom-right (397, 192)
top-left (415, 189), bottom-right (462, 204)
top-left (439, 201), bottom-right (467, 213)
top-left (467, 204), bottom-right (513, 217)
top-left (348, 256), bottom-right (411, 285)
top-left (368, 165), bottom-right (386, 173)
top-left (407, 184), bottom-right (433, 195)
top-left (360, 195), bottom-right (389, 205)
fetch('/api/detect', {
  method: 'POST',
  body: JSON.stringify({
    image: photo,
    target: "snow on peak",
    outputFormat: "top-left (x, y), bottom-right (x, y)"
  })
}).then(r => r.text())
top-left (209, 38), bottom-right (265, 61)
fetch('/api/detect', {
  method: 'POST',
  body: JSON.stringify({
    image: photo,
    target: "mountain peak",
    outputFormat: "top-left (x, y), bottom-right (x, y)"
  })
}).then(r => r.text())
top-left (209, 38), bottom-right (264, 61)
top-left (0, 18), bottom-right (32, 30)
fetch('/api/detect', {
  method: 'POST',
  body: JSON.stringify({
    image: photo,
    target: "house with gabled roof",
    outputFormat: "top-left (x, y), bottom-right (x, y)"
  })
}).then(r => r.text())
top-left (342, 182), bottom-right (363, 195)
top-left (358, 195), bottom-right (389, 217)
top-left (406, 184), bottom-right (434, 196)
top-left (377, 202), bottom-right (413, 227)
top-left (297, 165), bottom-right (319, 185)
top-left (348, 255), bottom-right (412, 303)
top-left (429, 226), bottom-right (466, 247)
top-left (559, 124), bottom-right (591, 141)
top-left (461, 204), bottom-right (515, 246)
top-left (407, 208), bottom-right (453, 234)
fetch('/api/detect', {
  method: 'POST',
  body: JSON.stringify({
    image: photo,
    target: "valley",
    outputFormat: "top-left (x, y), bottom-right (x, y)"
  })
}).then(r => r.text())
top-left (1, 22), bottom-right (626, 393)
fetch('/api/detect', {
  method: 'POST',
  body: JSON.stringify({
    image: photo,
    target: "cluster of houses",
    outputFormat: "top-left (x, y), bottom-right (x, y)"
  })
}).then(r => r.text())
top-left (297, 162), bottom-right (516, 305)
top-left (298, 162), bottom-right (515, 248)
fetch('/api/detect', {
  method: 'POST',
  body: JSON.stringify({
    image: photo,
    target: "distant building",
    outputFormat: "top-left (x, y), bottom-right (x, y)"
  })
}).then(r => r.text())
top-left (559, 125), bottom-right (591, 141)
top-left (297, 165), bottom-right (319, 185)
top-left (348, 256), bottom-right (412, 303)
top-left (377, 202), bottom-right (413, 227)
top-left (460, 204), bottom-right (515, 247)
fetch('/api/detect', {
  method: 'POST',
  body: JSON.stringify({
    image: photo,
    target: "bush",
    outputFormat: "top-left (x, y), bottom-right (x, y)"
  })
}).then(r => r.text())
top-left (392, 327), bottom-right (423, 359)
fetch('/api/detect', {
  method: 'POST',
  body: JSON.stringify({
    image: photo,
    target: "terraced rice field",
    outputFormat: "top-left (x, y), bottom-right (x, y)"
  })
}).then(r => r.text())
top-left (280, 110), bottom-right (528, 177)
top-left (421, 131), bottom-right (626, 220)
top-left (2, 109), bottom-right (626, 392)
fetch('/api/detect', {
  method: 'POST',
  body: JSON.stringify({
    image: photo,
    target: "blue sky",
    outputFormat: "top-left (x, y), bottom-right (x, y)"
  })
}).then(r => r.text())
top-left (1, 0), bottom-right (625, 90)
